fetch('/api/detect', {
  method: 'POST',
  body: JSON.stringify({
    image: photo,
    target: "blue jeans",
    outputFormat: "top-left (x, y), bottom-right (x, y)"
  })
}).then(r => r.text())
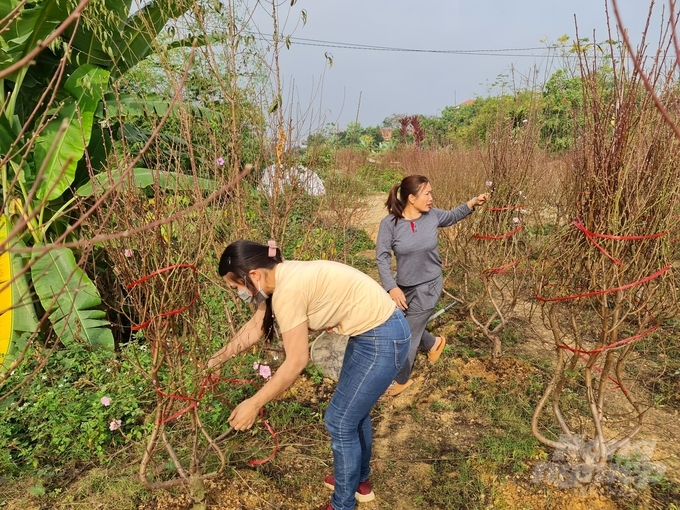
top-left (324, 309), bottom-right (410, 510)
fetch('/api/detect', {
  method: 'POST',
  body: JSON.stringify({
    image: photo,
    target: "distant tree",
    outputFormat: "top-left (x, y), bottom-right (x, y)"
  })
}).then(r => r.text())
top-left (410, 115), bottom-right (424, 148)
top-left (364, 126), bottom-right (384, 143)
top-left (382, 114), bottom-right (408, 129)
top-left (540, 69), bottom-right (584, 152)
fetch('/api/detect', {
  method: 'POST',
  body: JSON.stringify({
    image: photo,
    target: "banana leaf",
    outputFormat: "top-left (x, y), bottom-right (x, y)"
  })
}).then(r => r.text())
top-left (65, 0), bottom-right (196, 77)
top-left (96, 92), bottom-right (224, 121)
top-left (0, 0), bottom-right (67, 79)
top-left (31, 245), bottom-right (114, 350)
top-left (0, 215), bottom-right (39, 371)
top-left (33, 65), bottom-right (110, 201)
top-left (76, 167), bottom-right (217, 197)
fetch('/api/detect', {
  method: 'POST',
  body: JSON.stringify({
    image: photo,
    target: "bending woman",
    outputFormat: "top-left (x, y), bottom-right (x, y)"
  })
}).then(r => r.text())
top-left (376, 175), bottom-right (487, 397)
top-left (208, 240), bottom-right (410, 510)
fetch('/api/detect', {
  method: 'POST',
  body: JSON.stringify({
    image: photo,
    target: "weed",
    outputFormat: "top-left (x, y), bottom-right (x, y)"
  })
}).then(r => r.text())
top-left (305, 363), bottom-right (325, 385)
top-left (498, 323), bottom-right (524, 347)
top-left (430, 400), bottom-right (456, 412)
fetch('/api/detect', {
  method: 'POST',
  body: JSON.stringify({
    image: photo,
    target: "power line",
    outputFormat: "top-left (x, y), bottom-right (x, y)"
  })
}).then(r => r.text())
top-left (248, 33), bottom-right (624, 59)
top-left (241, 30), bottom-right (639, 59)
top-left (289, 36), bottom-right (550, 55)
top-left (289, 40), bottom-right (551, 57)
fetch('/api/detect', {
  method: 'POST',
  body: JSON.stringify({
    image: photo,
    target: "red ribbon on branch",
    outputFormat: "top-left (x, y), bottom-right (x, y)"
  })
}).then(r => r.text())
top-left (535, 265), bottom-right (671, 302)
top-left (559, 325), bottom-right (660, 394)
top-left (126, 264), bottom-right (199, 331)
top-left (576, 354), bottom-right (629, 393)
top-left (129, 265), bottom-right (278, 465)
top-left (482, 257), bottom-right (525, 276)
top-left (572, 220), bottom-right (668, 266)
top-left (473, 225), bottom-right (523, 240)
top-left (211, 377), bottom-right (279, 466)
top-left (488, 205), bottom-right (525, 212)
top-left (155, 385), bottom-right (206, 424)
top-left (154, 375), bottom-right (279, 465)
top-left (557, 325), bottom-right (659, 355)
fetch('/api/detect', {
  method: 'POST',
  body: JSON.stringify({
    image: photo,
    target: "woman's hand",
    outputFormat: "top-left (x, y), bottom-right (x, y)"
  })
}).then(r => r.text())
top-left (389, 287), bottom-right (408, 310)
top-left (207, 353), bottom-right (222, 371)
top-left (467, 193), bottom-right (488, 210)
top-left (204, 358), bottom-right (222, 385)
top-left (229, 397), bottom-right (261, 430)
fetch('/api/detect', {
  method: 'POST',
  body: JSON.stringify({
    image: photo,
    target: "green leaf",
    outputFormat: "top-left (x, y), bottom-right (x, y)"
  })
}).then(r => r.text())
top-left (76, 167), bottom-right (217, 197)
top-left (63, 0), bottom-right (134, 70)
top-left (0, 214), bottom-right (39, 371)
top-left (164, 34), bottom-right (213, 51)
top-left (0, 0), bottom-right (68, 77)
top-left (110, 0), bottom-right (195, 76)
top-left (34, 65), bottom-right (110, 201)
top-left (31, 245), bottom-right (114, 350)
top-left (269, 95), bottom-right (281, 114)
top-left (0, 115), bottom-right (18, 159)
top-left (96, 92), bottom-right (223, 121)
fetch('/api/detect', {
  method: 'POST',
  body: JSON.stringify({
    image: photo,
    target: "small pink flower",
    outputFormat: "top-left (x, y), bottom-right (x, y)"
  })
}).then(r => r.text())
top-left (109, 419), bottom-right (122, 431)
top-left (485, 181), bottom-right (493, 187)
top-left (216, 157), bottom-right (225, 166)
top-left (259, 364), bottom-right (272, 379)
top-left (124, 249), bottom-right (133, 258)
top-left (253, 361), bottom-right (260, 370)
top-left (513, 217), bottom-right (520, 223)
top-left (100, 396), bottom-right (112, 406)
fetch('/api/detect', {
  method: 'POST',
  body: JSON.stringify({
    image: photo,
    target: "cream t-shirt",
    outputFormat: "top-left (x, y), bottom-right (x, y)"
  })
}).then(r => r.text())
top-left (271, 260), bottom-right (396, 336)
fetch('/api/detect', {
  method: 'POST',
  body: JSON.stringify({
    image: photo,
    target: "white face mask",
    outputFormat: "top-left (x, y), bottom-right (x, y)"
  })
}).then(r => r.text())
top-left (237, 279), bottom-right (268, 304)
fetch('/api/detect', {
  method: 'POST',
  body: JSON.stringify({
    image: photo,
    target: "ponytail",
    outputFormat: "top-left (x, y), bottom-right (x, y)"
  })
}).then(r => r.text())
top-left (385, 183), bottom-right (405, 224)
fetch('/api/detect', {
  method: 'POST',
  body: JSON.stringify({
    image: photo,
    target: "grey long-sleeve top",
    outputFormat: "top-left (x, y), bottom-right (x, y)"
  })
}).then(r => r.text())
top-left (376, 204), bottom-right (473, 291)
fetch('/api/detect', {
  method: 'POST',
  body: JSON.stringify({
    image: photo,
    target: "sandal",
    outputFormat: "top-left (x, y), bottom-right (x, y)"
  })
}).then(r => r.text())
top-left (383, 379), bottom-right (413, 397)
top-left (428, 337), bottom-right (446, 365)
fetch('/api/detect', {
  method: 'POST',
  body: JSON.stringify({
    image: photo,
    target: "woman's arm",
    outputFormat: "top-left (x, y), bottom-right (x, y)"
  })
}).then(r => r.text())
top-left (207, 302), bottom-right (266, 371)
top-left (437, 194), bottom-right (488, 227)
top-left (376, 218), bottom-right (398, 291)
top-left (228, 321), bottom-right (310, 430)
top-left (376, 219), bottom-right (408, 309)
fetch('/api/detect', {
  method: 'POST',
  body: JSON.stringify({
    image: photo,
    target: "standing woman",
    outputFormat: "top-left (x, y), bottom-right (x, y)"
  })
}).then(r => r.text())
top-left (208, 240), bottom-right (410, 510)
top-left (376, 175), bottom-right (487, 396)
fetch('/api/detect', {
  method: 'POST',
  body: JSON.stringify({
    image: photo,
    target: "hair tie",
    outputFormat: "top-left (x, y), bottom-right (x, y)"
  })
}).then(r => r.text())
top-left (267, 239), bottom-right (278, 258)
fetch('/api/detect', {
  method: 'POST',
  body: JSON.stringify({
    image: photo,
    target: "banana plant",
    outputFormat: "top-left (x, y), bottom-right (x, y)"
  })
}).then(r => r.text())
top-left (0, 0), bottom-right (208, 365)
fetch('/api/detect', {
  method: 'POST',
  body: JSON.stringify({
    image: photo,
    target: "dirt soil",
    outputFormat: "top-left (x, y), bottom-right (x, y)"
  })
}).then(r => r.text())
top-left (140, 194), bottom-right (680, 510)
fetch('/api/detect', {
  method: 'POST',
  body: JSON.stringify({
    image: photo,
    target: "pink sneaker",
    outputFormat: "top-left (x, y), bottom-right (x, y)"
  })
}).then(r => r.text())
top-left (323, 474), bottom-right (376, 502)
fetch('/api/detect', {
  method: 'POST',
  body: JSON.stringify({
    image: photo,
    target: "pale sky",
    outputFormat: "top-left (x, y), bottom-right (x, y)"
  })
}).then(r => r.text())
top-left (249, 0), bottom-right (663, 132)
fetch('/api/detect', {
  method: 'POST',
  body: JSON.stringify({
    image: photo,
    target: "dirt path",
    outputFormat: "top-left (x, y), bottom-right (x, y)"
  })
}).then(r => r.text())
top-left (356, 193), bottom-right (386, 243)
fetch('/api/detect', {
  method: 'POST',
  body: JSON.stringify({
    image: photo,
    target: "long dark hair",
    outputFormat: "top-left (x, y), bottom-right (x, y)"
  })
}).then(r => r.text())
top-left (218, 240), bottom-right (282, 341)
top-left (385, 174), bottom-right (429, 224)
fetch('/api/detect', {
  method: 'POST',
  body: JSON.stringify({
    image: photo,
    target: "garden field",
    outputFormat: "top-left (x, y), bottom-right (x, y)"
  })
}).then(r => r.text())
top-left (2, 1), bottom-right (680, 508)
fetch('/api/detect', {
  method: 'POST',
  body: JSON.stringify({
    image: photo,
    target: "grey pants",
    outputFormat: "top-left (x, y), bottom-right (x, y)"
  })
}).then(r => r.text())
top-left (394, 275), bottom-right (443, 384)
